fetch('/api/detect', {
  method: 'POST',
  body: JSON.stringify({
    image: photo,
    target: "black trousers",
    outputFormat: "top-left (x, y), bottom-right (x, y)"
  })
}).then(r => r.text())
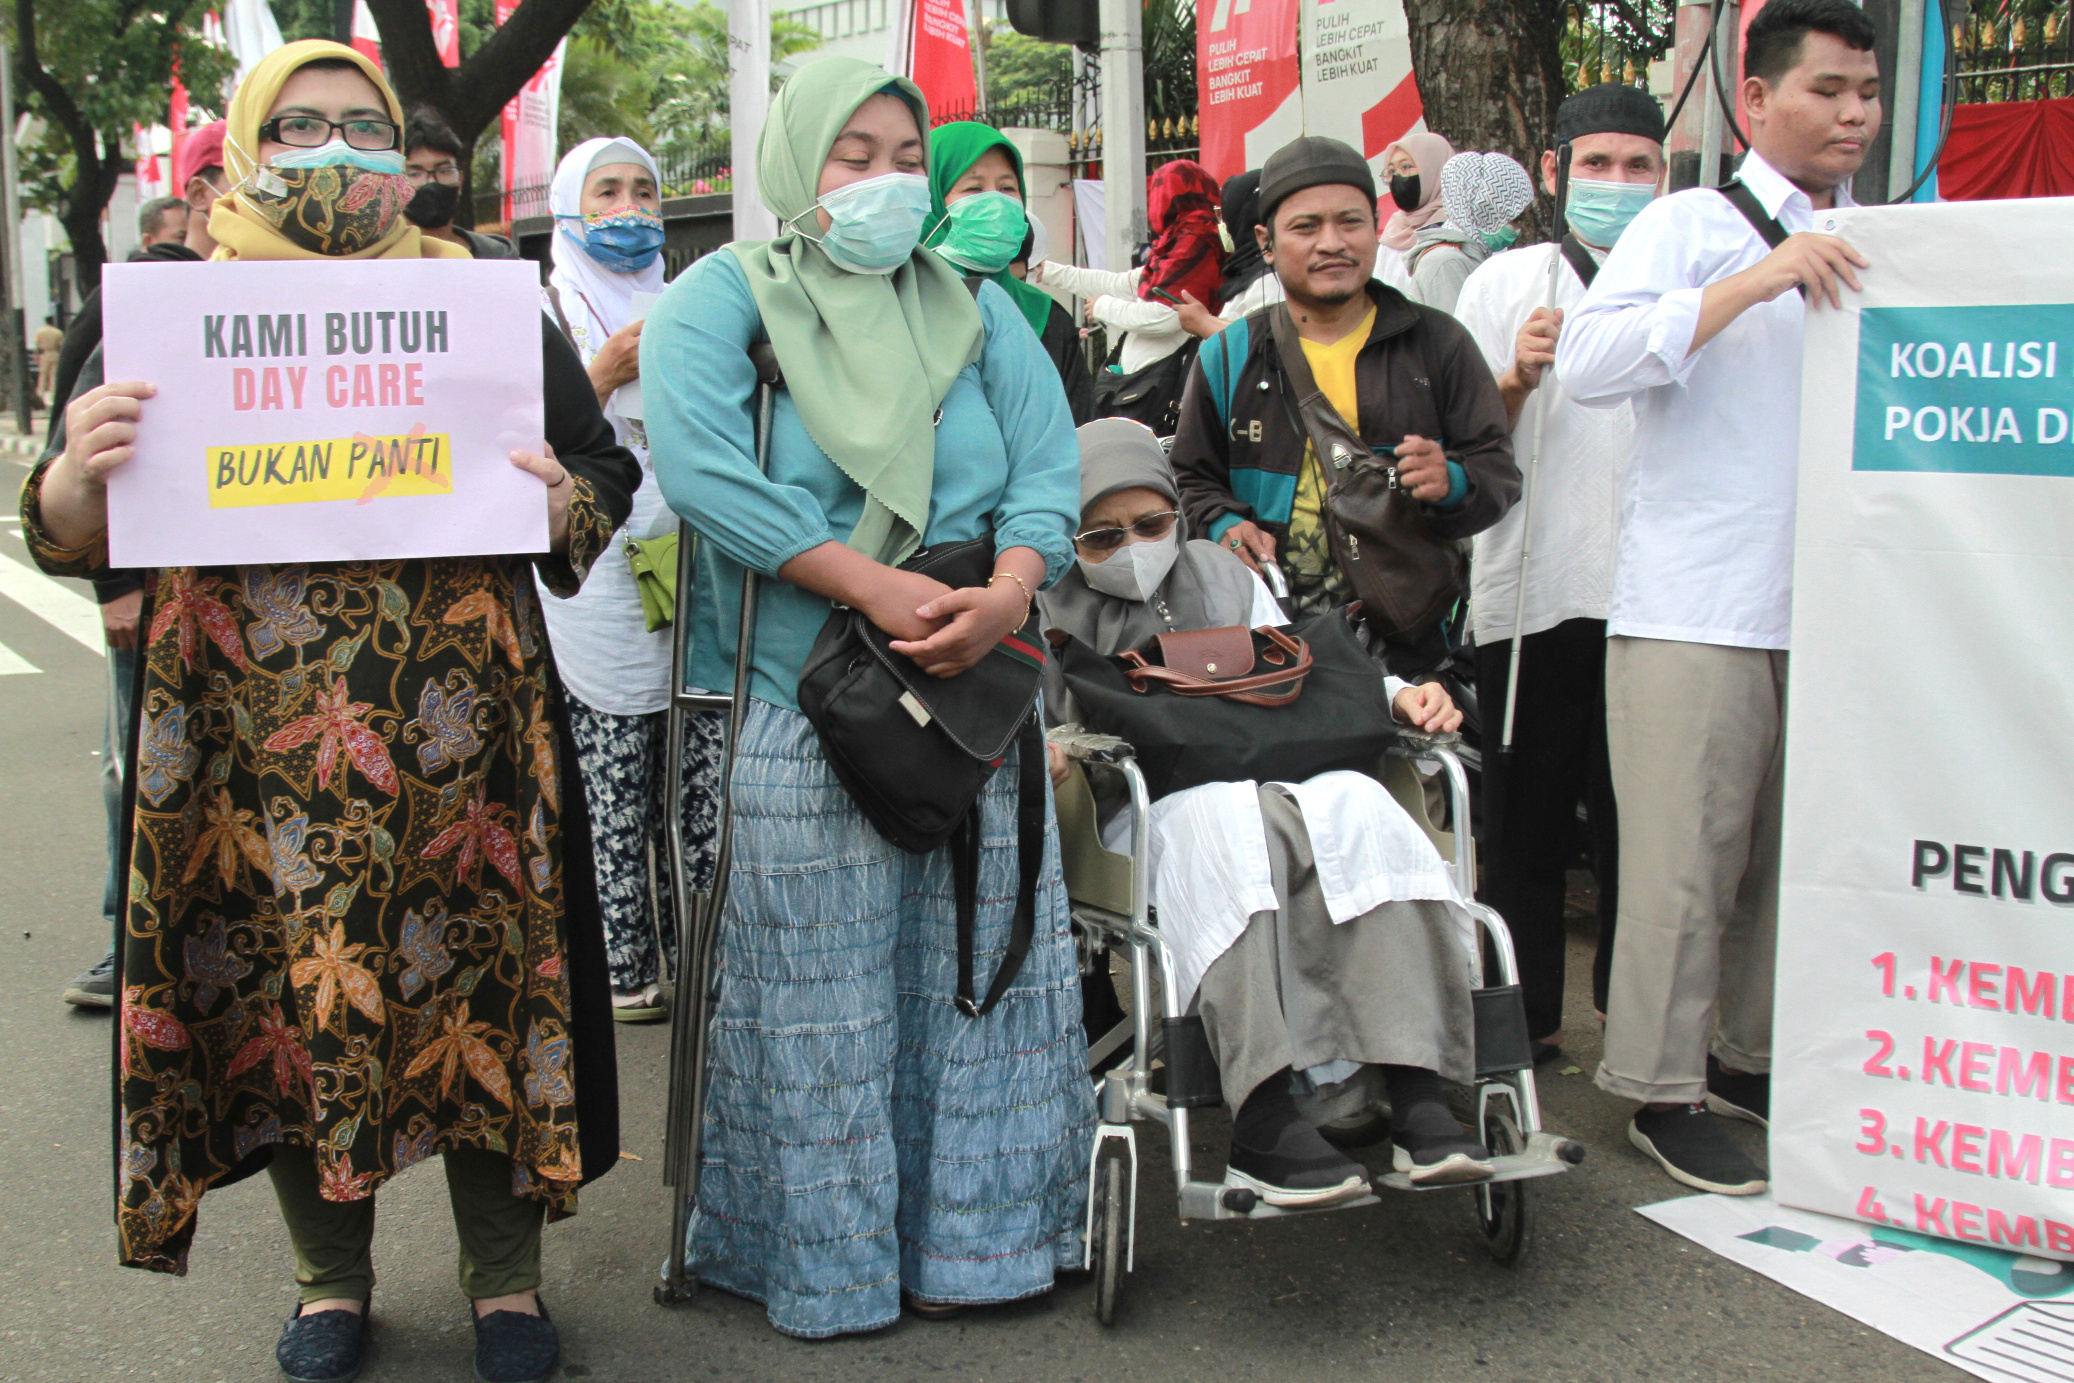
top-left (1474, 618), bottom-right (1619, 1042)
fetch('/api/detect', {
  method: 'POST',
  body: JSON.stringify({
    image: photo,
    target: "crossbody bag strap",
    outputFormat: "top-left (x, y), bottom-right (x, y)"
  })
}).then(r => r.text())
top-left (954, 714), bottom-right (1046, 1019)
top-left (1717, 180), bottom-right (1804, 300)
top-left (1266, 302), bottom-right (1385, 484)
top-left (1559, 233), bottom-right (1600, 290)
top-left (544, 287), bottom-right (580, 353)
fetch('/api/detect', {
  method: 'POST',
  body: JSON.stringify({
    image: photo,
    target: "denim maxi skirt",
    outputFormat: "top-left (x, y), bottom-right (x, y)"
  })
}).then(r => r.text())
top-left (686, 702), bottom-right (1096, 1339)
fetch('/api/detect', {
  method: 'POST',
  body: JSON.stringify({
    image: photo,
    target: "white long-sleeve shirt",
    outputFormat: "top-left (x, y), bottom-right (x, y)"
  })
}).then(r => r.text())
top-left (1558, 151), bottom-right (1852, 651)
top-left (1035, 261), bottom-right (1191, 373)
top-left (1455, 241), bottom-right (1632, 645)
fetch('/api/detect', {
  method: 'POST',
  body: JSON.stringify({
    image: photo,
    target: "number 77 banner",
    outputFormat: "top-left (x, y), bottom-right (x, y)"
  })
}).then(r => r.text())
top-left (1772, 194), bottom-right (2074, 1259)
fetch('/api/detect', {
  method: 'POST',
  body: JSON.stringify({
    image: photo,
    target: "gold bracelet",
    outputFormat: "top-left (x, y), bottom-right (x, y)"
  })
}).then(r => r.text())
top-left (987, 571), bottom-right (1033, 620)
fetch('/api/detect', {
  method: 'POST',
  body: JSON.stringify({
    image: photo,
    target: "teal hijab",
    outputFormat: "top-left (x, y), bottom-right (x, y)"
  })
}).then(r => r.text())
top-left (923, 121), bottom-right (1056, 337)
top-left (728, 57), bottom-right (984, 565)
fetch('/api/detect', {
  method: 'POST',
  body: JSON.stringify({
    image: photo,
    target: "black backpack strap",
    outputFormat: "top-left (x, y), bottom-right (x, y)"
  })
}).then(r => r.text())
top-left (1559, 233), bottom-right (1600, 290)
top-left (1718, 180), bottom-right (1791, 249)
top-left (954, 714), bottom-right (1046, 1018)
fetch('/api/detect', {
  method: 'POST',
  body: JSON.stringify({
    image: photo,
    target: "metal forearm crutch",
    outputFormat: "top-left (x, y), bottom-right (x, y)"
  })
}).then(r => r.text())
top-left (656, 344), bottom-right (785, 1307)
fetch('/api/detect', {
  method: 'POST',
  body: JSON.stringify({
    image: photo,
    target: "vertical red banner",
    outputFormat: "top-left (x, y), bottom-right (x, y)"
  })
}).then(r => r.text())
top-left (1198, 0), bottom-right (1302, 182)
top-left (428, 0), bottom-right (461, 66)
top-left (908, 0), bottom-right (978, 120)
top-left (351, 0), bottom-right (383, 64)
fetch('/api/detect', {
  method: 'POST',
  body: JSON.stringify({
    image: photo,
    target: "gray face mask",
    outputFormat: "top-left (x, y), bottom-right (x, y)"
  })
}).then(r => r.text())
top-left (1076, 529), bottom-right (1179, 602)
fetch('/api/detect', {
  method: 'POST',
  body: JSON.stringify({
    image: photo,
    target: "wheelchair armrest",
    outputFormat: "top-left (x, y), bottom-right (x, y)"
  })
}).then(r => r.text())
top-left (1388, 729), bottom-right (1462, 756)
top-left (1046, 724), bottom-right (1136, 766)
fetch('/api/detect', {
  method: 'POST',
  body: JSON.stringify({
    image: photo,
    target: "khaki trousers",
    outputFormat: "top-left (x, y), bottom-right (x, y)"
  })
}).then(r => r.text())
top-left (1595, 636), bottom-right (1785, 1105)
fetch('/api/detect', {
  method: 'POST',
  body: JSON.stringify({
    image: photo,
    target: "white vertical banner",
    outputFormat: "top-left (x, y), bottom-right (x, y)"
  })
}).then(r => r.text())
top-left (1773, 196), bottom-right (2074, 1260)
top-left (730, 0), bottom-right (776, 241)
top-left (1298, 0), bottom-right (1422, 176)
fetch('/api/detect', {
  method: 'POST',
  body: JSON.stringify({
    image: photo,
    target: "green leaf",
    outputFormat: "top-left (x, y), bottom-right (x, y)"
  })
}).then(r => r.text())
top-left (455, 965), bottom-right (484, 997)
top-left (369, 824), bottom-right (395, 864)
top-left (328, 626), bottom-right (371, 673)
top-left (207, 751), bottom-right (232, 786)
top-left (363, 1056), bottom-right (383, 1094)
top-left (230, 697), bottom-right (255, 747)
top-left (325, 880), bottom-right (360, 919)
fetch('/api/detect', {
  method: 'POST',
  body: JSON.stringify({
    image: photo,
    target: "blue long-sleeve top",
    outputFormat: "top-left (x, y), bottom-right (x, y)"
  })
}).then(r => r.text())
top-left (643, 251), bottom-right (1080, 710)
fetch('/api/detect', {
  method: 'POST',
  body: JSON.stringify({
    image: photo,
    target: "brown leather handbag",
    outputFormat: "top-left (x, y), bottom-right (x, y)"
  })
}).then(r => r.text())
top-left (1117, 624), bottom-right (1312, 706)
top-left (1266, 303), bottom-right (1466, 639)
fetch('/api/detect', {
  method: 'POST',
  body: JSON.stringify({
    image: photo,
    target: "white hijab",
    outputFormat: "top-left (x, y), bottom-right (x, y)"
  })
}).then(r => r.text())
top-left (546, 136), bottom-right (666, 365)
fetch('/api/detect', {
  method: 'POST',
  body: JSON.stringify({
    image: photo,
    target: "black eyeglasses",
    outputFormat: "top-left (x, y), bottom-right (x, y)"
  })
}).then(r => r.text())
top-left (259, 115), bottom-right (402, 152)
top-left (1074, 510), bottom-right (1179, 552)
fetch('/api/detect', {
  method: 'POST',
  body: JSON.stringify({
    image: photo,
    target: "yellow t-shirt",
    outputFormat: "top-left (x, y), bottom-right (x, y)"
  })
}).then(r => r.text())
top-left (1283, 305), bottom-right (1374, 611)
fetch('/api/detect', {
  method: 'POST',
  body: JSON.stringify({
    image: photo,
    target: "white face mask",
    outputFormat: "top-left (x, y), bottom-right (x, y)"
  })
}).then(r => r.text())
top-left (1077, 529), bottom-right (1179, 602)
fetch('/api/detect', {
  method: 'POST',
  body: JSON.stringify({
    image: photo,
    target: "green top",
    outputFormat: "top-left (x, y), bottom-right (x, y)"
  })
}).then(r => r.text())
top-left (923, 120), bottom-right (1056, 338)
top-left (725, 56), bottom-right (982, 565)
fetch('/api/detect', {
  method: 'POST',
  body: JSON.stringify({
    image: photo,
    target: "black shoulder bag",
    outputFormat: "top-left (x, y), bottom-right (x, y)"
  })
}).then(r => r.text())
top-left (1094, 336), bottom-right (1200, 436)
top-left (796, 539), bottom-right (1048, 1018)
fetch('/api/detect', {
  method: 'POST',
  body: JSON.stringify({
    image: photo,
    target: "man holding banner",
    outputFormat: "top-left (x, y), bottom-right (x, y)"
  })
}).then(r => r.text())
top-left (1454, 82), bottom-right (1665, 1071)
top-left (1559, 0), bottom-right (1880, 1195)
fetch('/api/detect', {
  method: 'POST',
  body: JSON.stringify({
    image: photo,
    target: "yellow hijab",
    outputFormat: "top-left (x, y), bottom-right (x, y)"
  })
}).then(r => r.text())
top-left (210, 40), bottom-right (467, 261)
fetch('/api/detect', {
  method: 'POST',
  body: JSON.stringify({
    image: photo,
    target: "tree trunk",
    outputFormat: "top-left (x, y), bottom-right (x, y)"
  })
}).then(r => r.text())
top-left (60, 142), bottom-right (124, 293)
top-left (1399, 0), bottom-right (1566, 242)
top-left (364, 0), bottom-right (594, 230)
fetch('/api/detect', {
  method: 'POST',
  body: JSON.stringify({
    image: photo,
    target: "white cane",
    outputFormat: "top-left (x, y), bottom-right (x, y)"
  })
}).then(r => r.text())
top-left (1497, 145), bottom-right (1573, 763)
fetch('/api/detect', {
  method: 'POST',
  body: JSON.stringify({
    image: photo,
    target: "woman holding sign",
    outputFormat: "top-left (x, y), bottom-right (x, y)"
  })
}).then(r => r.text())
top-left (23, 41), bottom-right (638, 1383)
top-left (643, 57), bottom-right (1087, 1339)
top-left (537, 135), bottom-right (722, 1026)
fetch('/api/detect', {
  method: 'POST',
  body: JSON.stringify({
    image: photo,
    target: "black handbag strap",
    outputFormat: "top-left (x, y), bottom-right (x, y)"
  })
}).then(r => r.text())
top-left (1559, 233), bottom-right (1599, 290)
top-left (1718, 180), bottom-right (1791, 249)
top-left (953, 714), bottom-right (1045, 1018)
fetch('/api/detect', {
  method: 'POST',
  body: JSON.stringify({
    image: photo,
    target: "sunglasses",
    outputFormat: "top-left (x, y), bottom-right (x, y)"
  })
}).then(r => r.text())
top-left (1074, 509), bottom-right (1179, 552)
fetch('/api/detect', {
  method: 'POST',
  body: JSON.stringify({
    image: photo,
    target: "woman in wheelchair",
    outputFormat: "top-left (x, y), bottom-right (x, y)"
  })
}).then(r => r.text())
top-left (1040, 419), bottom-right (1496, 1201)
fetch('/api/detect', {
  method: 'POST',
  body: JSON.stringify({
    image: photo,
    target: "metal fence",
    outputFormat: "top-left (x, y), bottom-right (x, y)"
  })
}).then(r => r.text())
top-left (1948, 2), bottom-right (2074, 102)
top-left (475, 141), bottom-right (733, 231)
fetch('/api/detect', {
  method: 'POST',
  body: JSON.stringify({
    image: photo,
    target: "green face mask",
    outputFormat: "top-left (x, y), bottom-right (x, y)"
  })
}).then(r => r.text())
top-left (931, 190), bottom-right (1029, 274)
top-left (1478, 225), bottom-right (1520, 252)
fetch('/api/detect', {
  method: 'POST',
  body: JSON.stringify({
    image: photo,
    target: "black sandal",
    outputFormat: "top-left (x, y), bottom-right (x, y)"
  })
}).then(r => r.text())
top-left (275, 1300), bottom-right (368, 1383)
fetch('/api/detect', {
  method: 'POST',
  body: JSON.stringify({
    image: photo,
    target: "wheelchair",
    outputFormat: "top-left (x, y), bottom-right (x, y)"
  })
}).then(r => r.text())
top-left (1051, 729), bottom-right (1587, 1325)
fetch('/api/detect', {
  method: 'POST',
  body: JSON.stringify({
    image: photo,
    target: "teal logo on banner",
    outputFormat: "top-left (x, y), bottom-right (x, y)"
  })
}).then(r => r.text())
top-left (1854, 304), bottom-right (2074, 477)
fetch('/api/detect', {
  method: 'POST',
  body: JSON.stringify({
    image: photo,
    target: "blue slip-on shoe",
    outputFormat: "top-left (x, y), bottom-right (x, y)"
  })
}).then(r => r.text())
top-left (472, 1298), bottom-right (559, 1383)
top-left (275, 1301), bottom-right (367, 1383)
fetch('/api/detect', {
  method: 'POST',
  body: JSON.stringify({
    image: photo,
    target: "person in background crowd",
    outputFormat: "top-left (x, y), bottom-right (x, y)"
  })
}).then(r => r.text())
top-left (1560, 0), bottom-right (1879, 1195)
top-left (52, 122), bottom-right (231, 1009)
top-left (34, 314), bottom-right (62, 404)
top-left (1173, 167), bottom-right (1289, 338)
top-left (1453, 82), bottom-right (1667, 1070)
top-left (1377, 132), bottom-right (1455, 296)
top-left (133, 196), bottom-right (189, 252)
top-left (926, 121), bottom-right (1097, 424)
top-left (539, 135), bottom-right (714, 1024)
top-left (1035, 159), bottom-right (1224, 373)
top-left (404, 110), bottom-right (519, 259)
top-left (1407, 151), bottom-right (1536, 315)
top-left (1042, 419), bottom-right (1491, 1201)
top-left (179, 119), bottom-right (232, 260)
top-left (1170, 135), bottom-right (1517, 679)
top-left (643, 56), bottom-right (1089, 1339)
top-left (24, 42), bottom-right (638, 1383)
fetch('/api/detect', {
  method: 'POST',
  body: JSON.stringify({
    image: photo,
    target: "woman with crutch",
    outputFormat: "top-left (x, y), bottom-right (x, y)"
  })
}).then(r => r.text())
top-left (641, 56), bottom-right (1089, 1339)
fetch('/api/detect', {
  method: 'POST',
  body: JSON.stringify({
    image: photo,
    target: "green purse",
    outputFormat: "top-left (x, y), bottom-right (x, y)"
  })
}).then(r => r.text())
top-left (626, 531), bottom-right (682, 633)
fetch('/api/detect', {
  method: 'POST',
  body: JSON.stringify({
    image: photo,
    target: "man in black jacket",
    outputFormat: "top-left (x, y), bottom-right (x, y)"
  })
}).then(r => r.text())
top-left (1169, 135), bottom-right (1518, 677)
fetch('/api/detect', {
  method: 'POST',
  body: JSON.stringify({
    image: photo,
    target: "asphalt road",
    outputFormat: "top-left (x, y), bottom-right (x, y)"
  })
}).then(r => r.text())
top-left (0, 466), bottom-right (1964, 1383)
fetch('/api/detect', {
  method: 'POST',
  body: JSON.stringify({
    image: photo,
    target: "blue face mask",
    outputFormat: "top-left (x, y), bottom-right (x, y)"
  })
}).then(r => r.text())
top-left (1563, 177), bottom-right (1656, 249)
top-left (560, 206), bottom-right (665, 273)
top-left (269, 139), bottom-right (405, 175)
top-left (798, 171), bottom-right (932, 275)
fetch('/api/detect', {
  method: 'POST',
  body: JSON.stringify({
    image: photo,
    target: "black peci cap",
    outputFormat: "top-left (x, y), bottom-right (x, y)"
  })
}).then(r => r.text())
top-left (1256, 135), bottom-right (1377, 224)
top-left (1554, 82), bottom-right (1668, 147)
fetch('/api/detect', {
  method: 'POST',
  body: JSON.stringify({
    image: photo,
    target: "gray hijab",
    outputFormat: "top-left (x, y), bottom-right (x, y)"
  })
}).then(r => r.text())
top-left (1038, 419), bottom-right (1260, 663)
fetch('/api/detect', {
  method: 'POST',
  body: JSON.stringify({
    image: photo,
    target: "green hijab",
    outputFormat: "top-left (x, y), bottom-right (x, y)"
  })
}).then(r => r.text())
top-left (923, 121), bottom-right (1056, 338)
top-left (728, 57), bottom-right (984, 566)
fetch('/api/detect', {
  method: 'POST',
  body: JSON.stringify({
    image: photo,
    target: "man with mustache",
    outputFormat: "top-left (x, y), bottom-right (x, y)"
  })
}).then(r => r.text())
top-left (1169, 134), bottom-right (1517, 682)
top-left (1559, 0), bottom-right (1880, 1195)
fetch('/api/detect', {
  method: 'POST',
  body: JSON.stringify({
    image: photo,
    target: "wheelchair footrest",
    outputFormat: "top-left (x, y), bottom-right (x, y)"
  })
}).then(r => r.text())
top-left (1374, 1130), bottom-right (1581, 1193)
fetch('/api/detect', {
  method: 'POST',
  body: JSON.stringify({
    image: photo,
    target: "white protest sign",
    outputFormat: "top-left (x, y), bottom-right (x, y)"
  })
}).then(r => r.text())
top-left (101, 258), bottom-right (547, 568)
top-left (1298, 0), bottom-right (1423, 175)
top-left (1774, 196), bottom-right (2074, 1260)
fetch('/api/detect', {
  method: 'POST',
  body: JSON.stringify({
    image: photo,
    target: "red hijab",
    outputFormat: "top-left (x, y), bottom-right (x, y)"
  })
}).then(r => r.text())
top-left (1141, 159), bottom-right (1224, 313)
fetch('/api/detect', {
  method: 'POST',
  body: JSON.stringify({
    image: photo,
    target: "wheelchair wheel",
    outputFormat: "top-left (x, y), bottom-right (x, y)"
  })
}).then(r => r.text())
top-left (1091, 1147), bottom-right (1129, 1325)
top-left (1473, 1106), bottom-right (1531, 1265)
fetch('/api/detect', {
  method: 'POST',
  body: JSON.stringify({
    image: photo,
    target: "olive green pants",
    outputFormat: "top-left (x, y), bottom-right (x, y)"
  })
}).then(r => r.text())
top-left (267, 1143), bottom-right (545, 1305)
